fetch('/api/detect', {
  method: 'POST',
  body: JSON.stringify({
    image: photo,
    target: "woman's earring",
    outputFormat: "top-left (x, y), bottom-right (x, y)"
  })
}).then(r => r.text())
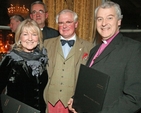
top-left (18, 40), bottom-right (21, 45)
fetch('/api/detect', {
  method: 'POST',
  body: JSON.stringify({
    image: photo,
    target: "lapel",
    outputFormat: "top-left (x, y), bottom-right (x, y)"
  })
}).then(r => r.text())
top-left (87, 33), bottom-right (122, 66)
top-left (74, 37), bottom-right (84, 66)
top-left (51, 36), bottom-right (64, 66)
top-left (86, 44), bottom-right (100, 66)
top-left (66, 45), bottom-right (75, 60)
top-left (57, 39), bottom-right (64, 58)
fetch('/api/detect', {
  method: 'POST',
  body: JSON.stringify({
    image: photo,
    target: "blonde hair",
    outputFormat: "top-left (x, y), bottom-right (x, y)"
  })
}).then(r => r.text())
top-left (14, 18), bottom-right (43, 51)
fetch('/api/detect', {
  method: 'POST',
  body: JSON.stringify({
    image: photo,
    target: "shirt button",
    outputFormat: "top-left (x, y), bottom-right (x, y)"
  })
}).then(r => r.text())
top-left (34, 89), bottom-right (39, 92)
top-left (60, 90), bottom-right (62, 92)
top-left (34, 97), bottom-right (39, 99)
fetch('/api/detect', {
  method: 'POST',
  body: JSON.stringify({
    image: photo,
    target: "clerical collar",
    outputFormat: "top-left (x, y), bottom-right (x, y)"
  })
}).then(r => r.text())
top-left (41, 28), bottom-right (43, 31)
top-left (102, 40), bottom-right (107, 44)
top-left (102, 31), bottom-right (119, 44)
top-left (60, 34), bottom-right (76, 41)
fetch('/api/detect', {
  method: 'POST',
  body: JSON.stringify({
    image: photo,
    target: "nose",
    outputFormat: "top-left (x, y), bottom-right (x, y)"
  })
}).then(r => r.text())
top-left (62, 23), bottom-right (68, 28)
top-left (102, 19), bottom-right (107, 26)
top-left (35, 13), bottom-right (41, 17)
top-left (36, 12), bottom-right (41, 15)
top-left (28, 34), bottom-right (33, 41)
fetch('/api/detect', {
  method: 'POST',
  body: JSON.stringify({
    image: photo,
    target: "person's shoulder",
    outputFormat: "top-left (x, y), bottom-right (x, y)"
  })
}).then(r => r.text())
top-left (44, 36), bottom-right (60, 45)
top-left (43, 26), bottom-right (60, 39)
top-left (44, 26), bottom-right (58, 32)
top-left (118, 33), bottom-right (141, 53)
top-left (122, 35), bottom-right (141, 46)
top-left (77, 37), bottom-right (94, 46)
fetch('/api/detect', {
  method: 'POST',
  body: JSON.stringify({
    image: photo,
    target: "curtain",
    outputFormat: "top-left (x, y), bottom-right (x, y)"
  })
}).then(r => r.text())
top-left (43, 0), bottom-right (102, 43)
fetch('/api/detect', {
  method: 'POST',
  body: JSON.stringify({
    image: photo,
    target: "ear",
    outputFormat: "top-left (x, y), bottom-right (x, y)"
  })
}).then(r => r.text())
top-left (45, 12), bottom-right (49, 19)
top-left (30, 14), bottom-right (34, 20)
top-left (75, 21), bottom-right (78, 28)
top-left (118, 19), bottom-right (121, 26)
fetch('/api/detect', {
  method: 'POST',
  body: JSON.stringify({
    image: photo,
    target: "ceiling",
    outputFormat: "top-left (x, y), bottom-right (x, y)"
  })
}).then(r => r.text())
top-left (112, 0), bottom-right (141, 29)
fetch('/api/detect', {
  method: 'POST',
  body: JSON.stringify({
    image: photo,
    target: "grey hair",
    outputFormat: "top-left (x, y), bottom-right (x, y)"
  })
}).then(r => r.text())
top-left (56, 9), bottom-right (78, 23)
top-left (10, 15), bottom-right (24, 22)
top-left (95, 1), bottom-right (123, 20)
top-left (30, 1), bottom-right (47, 13)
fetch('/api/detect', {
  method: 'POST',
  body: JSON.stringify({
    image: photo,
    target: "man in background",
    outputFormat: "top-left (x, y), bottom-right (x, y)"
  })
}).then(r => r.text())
top-left (30, 1), bottom-right (59, 41)
top-left (9, 15), bottom-right (24, 33)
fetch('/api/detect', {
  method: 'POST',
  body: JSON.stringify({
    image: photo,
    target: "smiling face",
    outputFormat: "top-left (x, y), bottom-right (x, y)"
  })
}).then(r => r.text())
top-left (20, 28), bottom-right (39, 52)
top-left (96, 7), bottom-right (121, 40)
top-left (30, 4), bottom-right (48, 28)
top-left (58, 12), bottom-right (78, 39)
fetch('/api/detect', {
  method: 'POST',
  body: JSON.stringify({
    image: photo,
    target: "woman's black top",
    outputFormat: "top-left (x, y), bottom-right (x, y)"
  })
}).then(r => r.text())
top-left (0, 47), bottom-right (48, 113)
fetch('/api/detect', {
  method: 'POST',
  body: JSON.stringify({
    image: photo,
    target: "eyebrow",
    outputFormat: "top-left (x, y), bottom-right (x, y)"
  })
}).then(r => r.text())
top-left (97, 14), bottom-right (115, 18)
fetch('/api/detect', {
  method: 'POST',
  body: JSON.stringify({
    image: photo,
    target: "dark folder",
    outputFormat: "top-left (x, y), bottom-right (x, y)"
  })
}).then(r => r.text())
top-left (1, 94), bottom-right (40, 113)
top-left (73, 64), bottom-right (110, 113)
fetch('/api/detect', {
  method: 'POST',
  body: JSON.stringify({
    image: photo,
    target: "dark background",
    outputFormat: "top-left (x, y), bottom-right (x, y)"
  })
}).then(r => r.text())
top-left (0, 0), bottom-right (141, 29)
top-left (112, 0), bottom-right (141, 29)
top-left (0, 0), bottom-right (41, 26)
top-left (111, 0), bottom-right (141, 41)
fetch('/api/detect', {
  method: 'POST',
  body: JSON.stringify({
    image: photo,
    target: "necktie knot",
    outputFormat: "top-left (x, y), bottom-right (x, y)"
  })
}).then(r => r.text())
top-left (60, 40), bottom-right (75, 47)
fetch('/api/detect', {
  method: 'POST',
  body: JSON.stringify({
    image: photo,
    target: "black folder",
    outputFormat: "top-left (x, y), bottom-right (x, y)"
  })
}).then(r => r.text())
top-left (73, 64), bottom-right (110, 113)
top-left (1, 94), bottom-right (40, 113)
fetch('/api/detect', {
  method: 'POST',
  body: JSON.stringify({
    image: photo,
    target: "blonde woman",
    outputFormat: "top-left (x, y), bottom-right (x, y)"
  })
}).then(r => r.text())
top-left (0, 19), bottom-right (48, 113)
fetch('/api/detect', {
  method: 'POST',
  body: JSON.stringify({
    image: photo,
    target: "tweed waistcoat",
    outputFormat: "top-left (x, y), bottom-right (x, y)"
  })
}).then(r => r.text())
top-left (46, 45), bottom-right (76, 107)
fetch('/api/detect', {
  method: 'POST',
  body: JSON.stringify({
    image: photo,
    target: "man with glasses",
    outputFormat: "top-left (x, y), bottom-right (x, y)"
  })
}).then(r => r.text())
top-left (43, 9), bottom-right (93, 113)
top-left (30, 1), bottom-right (59, 41)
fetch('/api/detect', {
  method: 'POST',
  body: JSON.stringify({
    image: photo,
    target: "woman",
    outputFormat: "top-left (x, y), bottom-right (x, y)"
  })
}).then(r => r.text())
top-left (0, 19), bottom-right (48, 113)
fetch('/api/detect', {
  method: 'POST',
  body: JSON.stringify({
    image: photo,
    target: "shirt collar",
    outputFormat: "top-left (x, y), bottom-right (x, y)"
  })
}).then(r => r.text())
top-left (102, 31), bottom-right (119, 44)
top-left (60, 34), bottom-right (76, 41)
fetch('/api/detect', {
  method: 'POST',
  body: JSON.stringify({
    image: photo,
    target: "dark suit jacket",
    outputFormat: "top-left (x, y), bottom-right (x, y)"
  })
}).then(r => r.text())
top-left (87, 33), bottom-right (141, 113)
top-left (42, 26), bottom-right (60, 41)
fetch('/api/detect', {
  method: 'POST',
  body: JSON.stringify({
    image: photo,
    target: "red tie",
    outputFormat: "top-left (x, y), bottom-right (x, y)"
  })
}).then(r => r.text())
top-left (89, 42), bottom-right (107, 67)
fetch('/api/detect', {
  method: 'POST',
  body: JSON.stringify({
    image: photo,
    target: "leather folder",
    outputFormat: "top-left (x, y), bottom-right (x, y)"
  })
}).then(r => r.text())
top-left (1, 94), bottom-right (40, 113)
top-left (73, 64), bottom-right (110, 113)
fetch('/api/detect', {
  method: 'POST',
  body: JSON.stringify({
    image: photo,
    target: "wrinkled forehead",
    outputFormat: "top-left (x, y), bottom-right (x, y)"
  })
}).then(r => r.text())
top-left (31, 4), bottom-right (45, 11)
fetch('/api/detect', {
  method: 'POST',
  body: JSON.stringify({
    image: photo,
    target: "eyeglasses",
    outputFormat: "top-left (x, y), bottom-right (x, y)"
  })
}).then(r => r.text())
top-left (31, 10), bottom-right (46, 15)
top-left (58, 21), bottom-right (74, 26)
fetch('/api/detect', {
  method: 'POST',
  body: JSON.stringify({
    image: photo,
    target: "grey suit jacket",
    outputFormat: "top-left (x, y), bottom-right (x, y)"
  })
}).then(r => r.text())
top-left (87, 33), bottom-right (141, 113)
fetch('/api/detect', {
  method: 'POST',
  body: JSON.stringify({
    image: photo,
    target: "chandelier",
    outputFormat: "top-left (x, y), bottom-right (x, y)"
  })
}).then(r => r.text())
top-left (7, 4), bottom-right (29, 18)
